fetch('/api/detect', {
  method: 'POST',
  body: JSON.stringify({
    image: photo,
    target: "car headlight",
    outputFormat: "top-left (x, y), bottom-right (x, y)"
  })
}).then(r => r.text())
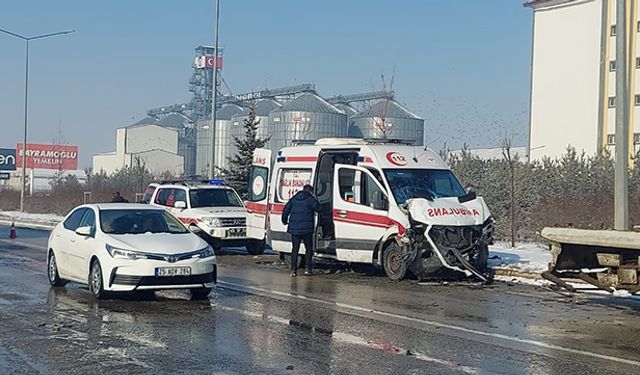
top-left (203, 217), bottom-right (221, 227)
top-left (105, 244), bottom-right (148, 260)
top-left (198, 245), bottom-right (215, 258)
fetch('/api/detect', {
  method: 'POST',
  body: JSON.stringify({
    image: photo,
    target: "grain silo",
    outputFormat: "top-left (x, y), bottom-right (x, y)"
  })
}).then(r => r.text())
top-left (231, 98), bottom-right (281, 148)
top-left (158, 113), bottom-right (196, 175)
top-left (195, 103), bottom-right (244, 175)
top-left (268, 93), bottom-right (347, 152)
top-left (349, 100), bottom-right (424, 145)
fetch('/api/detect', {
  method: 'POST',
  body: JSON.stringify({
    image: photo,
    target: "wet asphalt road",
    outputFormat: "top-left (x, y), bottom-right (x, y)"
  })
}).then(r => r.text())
top-left (1, 226), bottom-right (640, 374)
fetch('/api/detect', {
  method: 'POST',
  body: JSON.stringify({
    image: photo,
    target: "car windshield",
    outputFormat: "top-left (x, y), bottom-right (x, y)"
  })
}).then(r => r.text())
top-left (384, 169), bottom-right (466, 204)
top-left (189, 188), bottom-right (243, 208)
top-left (100, 209), bottom-right (189, 234)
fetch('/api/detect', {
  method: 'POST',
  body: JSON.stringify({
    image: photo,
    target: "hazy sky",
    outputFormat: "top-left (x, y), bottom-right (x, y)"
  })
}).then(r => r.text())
top-left (0, 0), bottom-right (532, 168)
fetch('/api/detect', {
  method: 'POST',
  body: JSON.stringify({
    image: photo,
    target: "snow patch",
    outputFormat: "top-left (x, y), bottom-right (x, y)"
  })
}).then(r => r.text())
top-left (488, 242), bottom-right (551, 274)
top-left (0, 210), bottom-right (64, 227)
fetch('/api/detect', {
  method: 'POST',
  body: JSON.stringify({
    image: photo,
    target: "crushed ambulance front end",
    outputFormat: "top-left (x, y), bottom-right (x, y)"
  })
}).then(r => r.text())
top-left (402, 194), bottom-right (494, 281)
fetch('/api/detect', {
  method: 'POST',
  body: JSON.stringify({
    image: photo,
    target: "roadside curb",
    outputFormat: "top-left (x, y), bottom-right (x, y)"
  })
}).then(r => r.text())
top-left (0, 219), bottom-right (57, 231)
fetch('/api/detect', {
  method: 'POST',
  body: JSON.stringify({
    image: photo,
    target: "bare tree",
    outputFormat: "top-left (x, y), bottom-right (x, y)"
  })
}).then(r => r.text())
top-left (501, 135), bottom-right (517, 248)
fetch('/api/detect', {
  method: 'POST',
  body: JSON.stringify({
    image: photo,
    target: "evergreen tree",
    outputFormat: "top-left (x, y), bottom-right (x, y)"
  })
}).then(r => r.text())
top-left (218, 104), bottom-right (270, 196)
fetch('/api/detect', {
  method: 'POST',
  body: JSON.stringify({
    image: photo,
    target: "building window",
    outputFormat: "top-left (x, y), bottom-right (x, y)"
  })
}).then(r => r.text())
top-left (608, 96), bottom-right (616, 108)
top-left (608, 134), bottom-right (615, 145)
top-left (611, 24), bottom-right (617, 36)
top-left (638, 21), bottom-right (640, 32)
top-left (635, 133), bottom-right (640, 145)
top-left (610, 60), bottom-right (616, 71)
top-left (636, 57), bottom-right (640, 69)
top-left (636, 95), bottom-right (640, 106)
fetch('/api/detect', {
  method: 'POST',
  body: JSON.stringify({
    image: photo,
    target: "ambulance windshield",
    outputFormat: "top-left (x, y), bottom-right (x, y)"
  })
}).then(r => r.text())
top-left (384, 169), bottom-right (466, 204)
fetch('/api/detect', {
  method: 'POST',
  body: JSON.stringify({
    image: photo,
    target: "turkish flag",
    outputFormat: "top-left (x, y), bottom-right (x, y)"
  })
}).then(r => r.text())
top-left (205, 56), bottom-right (223, 69)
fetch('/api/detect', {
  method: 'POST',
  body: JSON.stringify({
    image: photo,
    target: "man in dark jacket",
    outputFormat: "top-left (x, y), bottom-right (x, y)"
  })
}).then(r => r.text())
top-left (111, 192), bottom-right (129, 203)
top-left (282, 184), bottom-right (320, 277)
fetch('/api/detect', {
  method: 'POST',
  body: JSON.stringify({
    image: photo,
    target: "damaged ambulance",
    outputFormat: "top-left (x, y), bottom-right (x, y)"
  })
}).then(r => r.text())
top-left (246, 138), bottom-right (494, 281)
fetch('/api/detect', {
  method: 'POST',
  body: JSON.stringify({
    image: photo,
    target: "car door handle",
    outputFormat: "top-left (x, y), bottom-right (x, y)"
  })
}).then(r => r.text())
top-left (337, 210), bottom-right (347, 218)
top-left (70, 238), bottom-right (76, 243)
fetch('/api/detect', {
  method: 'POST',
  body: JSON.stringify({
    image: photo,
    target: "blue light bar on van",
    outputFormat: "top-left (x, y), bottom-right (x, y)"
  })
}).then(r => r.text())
top-left (209, 179), bottom-right (225, 185)
top-left (276, 156), bottom-right (286, 163)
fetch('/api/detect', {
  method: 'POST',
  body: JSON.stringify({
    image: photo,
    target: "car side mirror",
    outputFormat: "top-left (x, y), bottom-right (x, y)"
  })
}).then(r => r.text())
top-left (75, 226), bottom-right (93, 237)
top-left (372, 191), bottom-right (388, 211)
top-left (174, 201), bottom-right (187, 209)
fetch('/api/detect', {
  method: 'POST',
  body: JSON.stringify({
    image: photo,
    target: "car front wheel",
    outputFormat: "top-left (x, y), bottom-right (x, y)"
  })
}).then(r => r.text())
top-left (190, 288), bottom-right (212, 300)
top-left (47, 251), bottom-right (68, 287)
top-left (246, 240), bottom-right (265, 255)
top-left (89, 260), bottom-right (107, 299)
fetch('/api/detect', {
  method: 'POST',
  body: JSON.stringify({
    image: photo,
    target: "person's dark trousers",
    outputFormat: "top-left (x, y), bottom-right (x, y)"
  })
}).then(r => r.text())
top-left (291, 233), bottom-right (313, 272)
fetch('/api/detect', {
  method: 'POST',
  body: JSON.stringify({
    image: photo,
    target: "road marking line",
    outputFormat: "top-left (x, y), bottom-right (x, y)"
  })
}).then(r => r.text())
top-left (218, 280), bottom-right (640, 367)
top-left (215, 304), bottom-right (479, 374)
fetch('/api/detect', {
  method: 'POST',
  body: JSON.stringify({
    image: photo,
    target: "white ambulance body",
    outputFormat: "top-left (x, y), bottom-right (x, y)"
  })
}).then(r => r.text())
top-left (247, 138), bottom-right (494, 281)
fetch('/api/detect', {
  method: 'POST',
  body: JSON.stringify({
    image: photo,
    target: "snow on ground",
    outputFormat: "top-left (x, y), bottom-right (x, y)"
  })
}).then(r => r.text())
top-left (488, 242), bottom-right (551, 275)
top-left (0, 210), bottom-right (64, 226)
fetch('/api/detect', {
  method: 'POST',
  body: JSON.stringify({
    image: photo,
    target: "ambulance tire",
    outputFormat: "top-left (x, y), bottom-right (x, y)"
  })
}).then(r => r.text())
top-left (246, 240), bottom-right (265, 255)
top-left (283, 253), bottom-right (305, 269)
top-left (470, 244), bottom-right (489, 273)
top-left (383, 242), bottom-right (408, 281)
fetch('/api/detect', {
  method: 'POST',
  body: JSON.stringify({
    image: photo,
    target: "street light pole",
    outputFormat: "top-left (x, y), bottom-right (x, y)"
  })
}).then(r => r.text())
top-left (0, 27), bottom-right (74, 212)
top-left (614, 0), bottom-right (629, 230)
top-left (209, 0), bottom-right (221, 179)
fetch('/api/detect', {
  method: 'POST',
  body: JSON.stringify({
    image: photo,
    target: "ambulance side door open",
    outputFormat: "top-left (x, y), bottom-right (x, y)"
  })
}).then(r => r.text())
top-left (246, 149), bottom-right (272, 241)
top-left (332, 164), bottom-right (390, 263)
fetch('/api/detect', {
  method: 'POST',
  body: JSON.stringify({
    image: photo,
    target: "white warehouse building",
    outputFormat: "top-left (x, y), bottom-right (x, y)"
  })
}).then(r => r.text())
top-left (527, 0), bottom-right (640, 161)
top-left (92, 122), bottom-right (184, 176)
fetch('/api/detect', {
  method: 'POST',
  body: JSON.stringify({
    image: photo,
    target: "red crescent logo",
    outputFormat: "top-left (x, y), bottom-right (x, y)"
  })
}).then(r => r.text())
top-left (386, 152), bottom-right (407, 166)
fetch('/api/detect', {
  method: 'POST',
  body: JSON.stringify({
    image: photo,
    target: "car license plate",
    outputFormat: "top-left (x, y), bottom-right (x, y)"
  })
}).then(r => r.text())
top-left (227, 228), bottom-right (246, 237)
top-left (155, 267), bottom-right (191, 277)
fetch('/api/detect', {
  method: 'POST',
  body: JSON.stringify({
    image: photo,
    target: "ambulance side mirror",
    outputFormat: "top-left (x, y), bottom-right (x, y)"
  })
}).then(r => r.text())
top-left (372, 191), bottom-right (388, 211)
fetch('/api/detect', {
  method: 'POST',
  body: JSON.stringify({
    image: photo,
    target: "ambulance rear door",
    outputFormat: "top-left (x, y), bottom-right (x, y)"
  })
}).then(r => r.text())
top-left (246, 149), bottom-right (272, 241)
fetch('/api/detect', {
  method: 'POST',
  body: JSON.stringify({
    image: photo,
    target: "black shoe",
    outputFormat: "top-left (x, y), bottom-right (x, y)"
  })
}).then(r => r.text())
top-left (290, 271), bottom-right (297, 277)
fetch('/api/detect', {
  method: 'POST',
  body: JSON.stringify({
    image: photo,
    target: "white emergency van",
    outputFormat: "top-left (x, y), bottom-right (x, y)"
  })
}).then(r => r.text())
top-left (148, 179), bottom-right (264, 254)
top-left (247, 138), bottom-right (494, 281)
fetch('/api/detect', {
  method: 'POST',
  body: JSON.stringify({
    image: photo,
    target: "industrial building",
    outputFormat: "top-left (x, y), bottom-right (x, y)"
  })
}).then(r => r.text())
top-left (526, 0), bottom-right (640, 161)
top-left (195, 104), bottom-right (243, 176)
top-left (92, 122), bottom-right (184, 176)
top-left (93, 46), bottom-right (426, 176)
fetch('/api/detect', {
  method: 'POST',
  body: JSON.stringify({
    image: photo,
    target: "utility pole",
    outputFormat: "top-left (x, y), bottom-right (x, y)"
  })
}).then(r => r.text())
top-left (209, 0), bottom-right (221, 179)
top-left (614, 0), bottom-right (629, 230)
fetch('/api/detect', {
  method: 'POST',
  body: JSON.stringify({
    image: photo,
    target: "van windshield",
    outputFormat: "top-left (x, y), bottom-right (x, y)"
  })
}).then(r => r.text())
top-left (384, 169), bottom-right (466, 204)
top-left (189, 188), bottom-right (243, 208)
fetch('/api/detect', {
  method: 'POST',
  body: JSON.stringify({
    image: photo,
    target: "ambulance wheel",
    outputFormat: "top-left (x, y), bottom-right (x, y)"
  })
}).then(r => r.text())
top-left (383, 242), bottom-right (408, 281)
top-left (470, 244), bottom-right (489, 272)
top-left (283, 253), bottom-right (305, 269)
top-left (246, 240), bottom-right (265, 255)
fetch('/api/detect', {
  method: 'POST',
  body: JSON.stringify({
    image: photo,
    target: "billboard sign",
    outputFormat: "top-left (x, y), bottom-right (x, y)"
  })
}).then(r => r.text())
top-left (0, 148), bottom-right (16, 171)
top-left (194, 55), bottom-right (223, 69)
top-left (16, 143), bottom-right (78, 170)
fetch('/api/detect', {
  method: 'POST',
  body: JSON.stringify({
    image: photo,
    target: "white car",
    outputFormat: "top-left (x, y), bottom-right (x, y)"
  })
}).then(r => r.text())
top-left (47, 203), bottom-right (217, 299)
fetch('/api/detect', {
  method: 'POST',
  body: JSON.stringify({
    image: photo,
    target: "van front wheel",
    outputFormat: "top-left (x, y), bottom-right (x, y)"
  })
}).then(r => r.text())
top-left (383, 242), bottom-right (408, 281)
